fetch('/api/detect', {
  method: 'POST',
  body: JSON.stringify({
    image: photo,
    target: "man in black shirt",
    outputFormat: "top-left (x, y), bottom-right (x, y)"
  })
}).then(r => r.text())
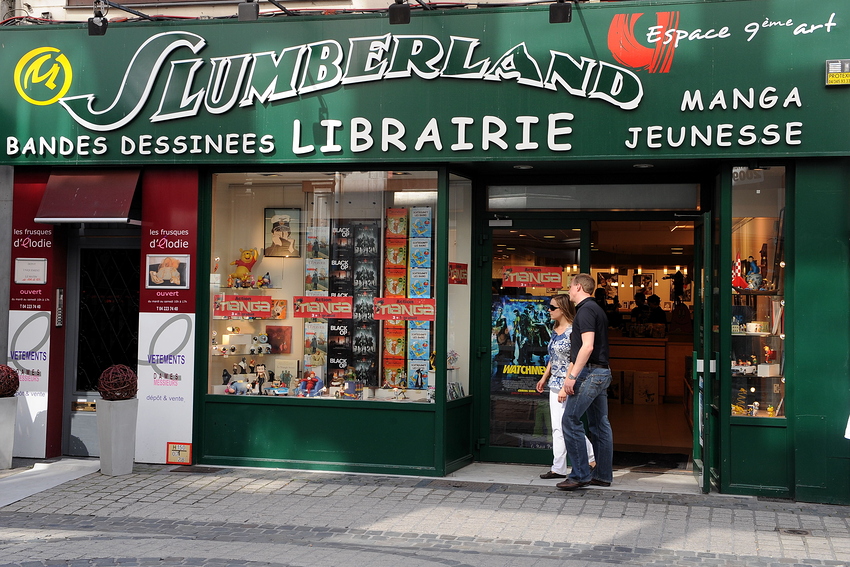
top-left (556, 273), bottom-right (614, 490)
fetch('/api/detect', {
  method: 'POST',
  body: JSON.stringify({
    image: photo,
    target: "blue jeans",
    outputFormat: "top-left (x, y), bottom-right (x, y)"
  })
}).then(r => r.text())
top-left (562, 367), bottom-right (613, 483)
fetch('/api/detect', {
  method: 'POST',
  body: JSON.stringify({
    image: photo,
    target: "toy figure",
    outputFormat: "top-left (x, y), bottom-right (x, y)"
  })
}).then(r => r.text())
top-left (225, 380), bottom-right (249, 395)
top-left (258, 272), bottom-right (272, 288)
top-left (230, 248), bottom-right (259, 281)
top-left (239, 357), bottom-right (248, 373)
top-left (764, 345), bottom-right (777, 363)
top-left (221, 368), bottom-right (232, 385)
top-left (297, 371), bottom-right (319, 397)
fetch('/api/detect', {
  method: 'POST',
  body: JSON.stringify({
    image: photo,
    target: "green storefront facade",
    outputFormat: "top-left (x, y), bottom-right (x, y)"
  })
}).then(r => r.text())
top-left (2, 0), bottom-right (850, 504)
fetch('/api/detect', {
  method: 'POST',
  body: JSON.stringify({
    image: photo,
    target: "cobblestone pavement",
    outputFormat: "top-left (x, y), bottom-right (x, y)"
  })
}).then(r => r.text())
top-left (1, 463), bottom-right (849, 567)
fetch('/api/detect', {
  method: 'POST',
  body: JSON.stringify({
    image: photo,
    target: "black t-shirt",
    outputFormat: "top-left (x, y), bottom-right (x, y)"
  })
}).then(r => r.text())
top-left (570, 297), bottom-right (610, 366)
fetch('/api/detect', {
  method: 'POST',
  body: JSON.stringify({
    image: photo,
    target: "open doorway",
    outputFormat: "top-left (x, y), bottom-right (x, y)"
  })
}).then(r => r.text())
top-left (591, 220), bottom-right (695, 471)
top-left (63, 226), bottom-right (141, 456)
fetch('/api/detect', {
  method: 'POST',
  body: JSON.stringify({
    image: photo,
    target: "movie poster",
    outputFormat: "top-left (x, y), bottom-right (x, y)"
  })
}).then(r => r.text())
top-left (490, 295), bottom-right (552, 396)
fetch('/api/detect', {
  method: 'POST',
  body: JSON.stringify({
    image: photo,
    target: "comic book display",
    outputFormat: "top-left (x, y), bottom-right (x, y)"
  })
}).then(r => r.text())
top-left (208, 178), bottom-right (441, 402)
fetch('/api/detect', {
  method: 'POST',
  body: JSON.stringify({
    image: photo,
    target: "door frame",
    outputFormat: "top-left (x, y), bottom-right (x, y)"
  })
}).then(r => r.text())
top-left (62, 226), bottom-right (141, 456)
top-left (473, 216), bottom-right (590, 465)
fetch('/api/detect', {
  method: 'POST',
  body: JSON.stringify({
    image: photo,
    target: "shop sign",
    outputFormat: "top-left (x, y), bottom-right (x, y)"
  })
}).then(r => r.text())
top-left (502, 266), bottom-right (562, 288)
top-left (293, 295), bottom-right (354, 318)
top-left (0, 0), bottom-right (847, 164)
top-left (373, 297), bottom-right (436, 321)
top-left (448, 262), bottom-right (468, 285)
top-left (7, 311), bottom-right (51, 457)
top-left (213, 294), bottom-right (277, 318)
top-left (136, 312), bottom-right (195, 464)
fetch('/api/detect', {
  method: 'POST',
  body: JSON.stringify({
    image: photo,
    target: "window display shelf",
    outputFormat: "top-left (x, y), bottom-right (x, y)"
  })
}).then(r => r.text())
top-left (729, 166), bottom-right (786, 419)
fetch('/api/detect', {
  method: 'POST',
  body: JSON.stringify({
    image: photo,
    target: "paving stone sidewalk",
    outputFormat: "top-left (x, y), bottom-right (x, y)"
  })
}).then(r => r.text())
top-left (1, 463), bottom-right (849, 566)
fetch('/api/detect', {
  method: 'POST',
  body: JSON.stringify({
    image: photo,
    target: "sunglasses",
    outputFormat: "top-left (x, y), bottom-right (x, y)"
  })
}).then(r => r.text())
top-left (547, 304), bottom-right (559, 311)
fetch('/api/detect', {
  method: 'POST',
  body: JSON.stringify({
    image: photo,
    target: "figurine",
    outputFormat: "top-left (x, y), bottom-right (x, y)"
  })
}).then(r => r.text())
top-left (297, 371), bottom-right (320, 397)
top-left (238, 357), bottom-right (248, 373)
top-left (230, 248), bottom-right (259, 281)
top-left (225, 380), bottom-right (249, 395)
top-left (258, 272), bottom-right (272, 288)
top-left (221, 368), bottom-right (232, 385)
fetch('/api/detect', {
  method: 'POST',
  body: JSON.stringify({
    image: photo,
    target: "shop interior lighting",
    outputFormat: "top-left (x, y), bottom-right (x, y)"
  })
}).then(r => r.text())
top-left (549, 0), bottom-right (572, 23)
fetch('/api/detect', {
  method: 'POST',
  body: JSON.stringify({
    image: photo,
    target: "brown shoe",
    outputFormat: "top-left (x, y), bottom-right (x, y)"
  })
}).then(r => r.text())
top-left (556, 478), bottom-right (590, 491)
top-left (540, 471), bottom-right (567, 479)
top-left (590, 479), bottom-right (611, 487)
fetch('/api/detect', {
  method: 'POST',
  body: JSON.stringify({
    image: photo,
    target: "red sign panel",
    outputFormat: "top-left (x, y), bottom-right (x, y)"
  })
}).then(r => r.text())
top-left (293, 296), bottom-right (353, 319)
top-left (373, 297), bottom-right (436, 321)
top-left (213, 294), bottom-right (277, 318)
top-left (501, 266), bottom-right (563, 288)
top-left (448, 262), bottom-right (468, 285)
top-left (10, 173), bottom-right (55, 312)
top-left (140, 169), bottom-right (198, 314)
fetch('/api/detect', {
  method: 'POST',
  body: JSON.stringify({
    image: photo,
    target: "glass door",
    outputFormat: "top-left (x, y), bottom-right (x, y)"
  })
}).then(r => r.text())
top-left (477, 221), bottom-right (588, 464)
top-left (692, 211), bottom-right (713, 492)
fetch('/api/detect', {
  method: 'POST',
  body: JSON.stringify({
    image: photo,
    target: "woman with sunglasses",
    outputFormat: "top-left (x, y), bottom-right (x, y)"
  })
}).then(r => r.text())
top-left (536, 294), bottom-right (595, 480)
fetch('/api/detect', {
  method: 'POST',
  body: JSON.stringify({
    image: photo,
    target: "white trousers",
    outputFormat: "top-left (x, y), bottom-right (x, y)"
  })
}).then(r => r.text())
top-left (549, 389), bottom-right (595, 474)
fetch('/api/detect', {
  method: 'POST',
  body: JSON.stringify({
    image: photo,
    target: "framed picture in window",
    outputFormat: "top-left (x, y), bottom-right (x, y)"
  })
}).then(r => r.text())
top-left (263, 208), bottom-right (301, 258)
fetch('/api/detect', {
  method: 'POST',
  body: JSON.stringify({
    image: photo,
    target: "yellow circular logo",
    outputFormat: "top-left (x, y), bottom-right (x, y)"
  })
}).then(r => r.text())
top-left (14, 47), bottom-right (73, 106)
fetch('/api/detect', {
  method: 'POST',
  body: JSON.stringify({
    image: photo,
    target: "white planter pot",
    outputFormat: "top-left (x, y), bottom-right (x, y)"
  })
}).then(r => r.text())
top-left (0, 396), bottom-right (17, 469)
top-left (97, 398), bottom-right (138, 476)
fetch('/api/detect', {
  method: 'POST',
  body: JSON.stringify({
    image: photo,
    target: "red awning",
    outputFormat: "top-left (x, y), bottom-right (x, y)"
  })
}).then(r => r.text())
top-left (34, 169), bottom-right (141, 224)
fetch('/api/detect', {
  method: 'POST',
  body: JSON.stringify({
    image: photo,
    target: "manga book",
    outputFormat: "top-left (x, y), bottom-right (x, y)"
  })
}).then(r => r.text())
top-left (330, 257), bottom-right (354, 295)
top-left (305, 258), bottom-right (329, 294)
top-left (328, 322), bottom-right (353, 357)
top-left (353, 290), bottom-right (376, 322)
top-left (384, 268), bottom-right (407, 297)
top-left (381, 356), bottom-right (406, 388)
top-left (386, 208), bottom-right (408, 239)
top-left (352, 322), bottom-right (378, 357)
top-left (354, 257), bottom-right (378, 291)
top-left (409, 238), bottom-right (432, 268)
top-left (304, 321), bottom-right (329, 357)
top-left (385, 239), bottom-right (408, 268)
top-left (331, 221), bottom-right (354, 258)
top-left (410, 207), bottom-right (432, 238)
top-left (354, 355), bottom-right (379, 387)
top-left (352, 220), bottom-right (380, 257)
top-left (408, 268), bottom-right (431, 298)
top-left (407, 328), bottom-right (430, 360)
top-left (382, 324), bottom-right (406, 358)
top-left (407, 359), bottom-right (429, 390)
top-left (306, 226), bottom-right (330, 259)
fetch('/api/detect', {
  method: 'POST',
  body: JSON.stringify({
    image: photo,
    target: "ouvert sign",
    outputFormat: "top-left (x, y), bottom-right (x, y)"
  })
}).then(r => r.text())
top-left (1, 0), bottom-right (847, 165)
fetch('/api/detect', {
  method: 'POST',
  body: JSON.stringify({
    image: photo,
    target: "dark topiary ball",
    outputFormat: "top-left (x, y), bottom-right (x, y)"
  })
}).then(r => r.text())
top-left (0, 365), bottom-right (19, 398)
top-left (98, 364), bottom-right (138, 401)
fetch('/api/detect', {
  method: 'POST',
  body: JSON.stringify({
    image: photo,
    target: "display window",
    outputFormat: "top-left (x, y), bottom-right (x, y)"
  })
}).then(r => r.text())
top-left (208, 170), bottom-right (449, 402)
top-left (729, 166), bottom-right (786, 418)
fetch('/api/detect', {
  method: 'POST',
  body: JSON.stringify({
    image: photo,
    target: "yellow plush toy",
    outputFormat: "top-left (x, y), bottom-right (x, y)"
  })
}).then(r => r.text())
top-left (230, 248), bottom-right (258, 280)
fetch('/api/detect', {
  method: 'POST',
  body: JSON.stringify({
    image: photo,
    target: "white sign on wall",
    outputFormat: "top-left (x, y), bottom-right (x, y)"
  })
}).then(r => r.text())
top-left (7, 310), bottom-right (51, 458)
top-left (136, 312), bottom-right (195, 464)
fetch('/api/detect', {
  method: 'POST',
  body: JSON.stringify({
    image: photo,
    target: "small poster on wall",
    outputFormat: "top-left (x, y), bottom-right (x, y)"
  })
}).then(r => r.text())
top-left (263, 208), bottom-right (300, 258)
top-left (146, 254), bottom-right (190, 289)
